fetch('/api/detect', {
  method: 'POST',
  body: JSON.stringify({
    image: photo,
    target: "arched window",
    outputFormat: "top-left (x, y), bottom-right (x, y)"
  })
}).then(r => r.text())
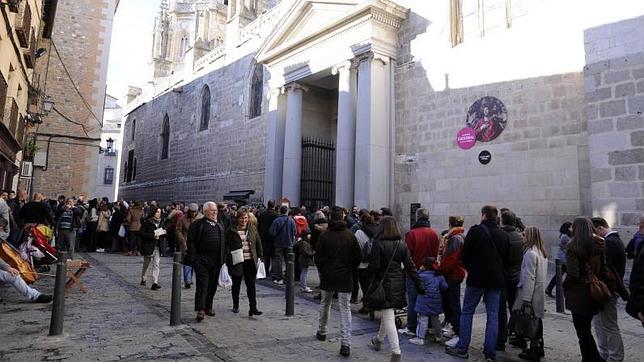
top-left (160, 114), bottom-right (170, 160)
top-left (131, 119), bottom-right (136, 141)
top-left (200, 85), bottom-right (210, 131)
top-left (249, 64), bottom-right (263, 118)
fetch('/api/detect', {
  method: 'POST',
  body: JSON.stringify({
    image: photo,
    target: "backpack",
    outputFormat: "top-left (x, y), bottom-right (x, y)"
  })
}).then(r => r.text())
top-left (360, 228), bottom-right (374, 263)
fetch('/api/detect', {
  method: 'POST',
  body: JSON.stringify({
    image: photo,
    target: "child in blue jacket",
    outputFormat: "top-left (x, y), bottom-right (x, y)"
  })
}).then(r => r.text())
top-left (410, 257), bottom-right (448, 345)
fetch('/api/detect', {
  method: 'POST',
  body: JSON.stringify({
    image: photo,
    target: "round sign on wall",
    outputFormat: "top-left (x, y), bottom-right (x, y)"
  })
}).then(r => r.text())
top-left (478, 150), bottom-right (492, 165)
top-left (466, 96), bottom-right (508, 142)
top-left (456, 127), bottom-right (477, 150)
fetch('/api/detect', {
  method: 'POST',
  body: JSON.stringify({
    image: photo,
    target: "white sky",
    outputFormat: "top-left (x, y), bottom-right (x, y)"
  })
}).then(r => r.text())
top-left (106, 0), bottom-right (161, 99)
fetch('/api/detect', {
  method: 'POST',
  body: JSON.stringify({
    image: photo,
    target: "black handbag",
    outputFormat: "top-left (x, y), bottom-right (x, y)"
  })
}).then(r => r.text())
top-left (510, 303), bottom-right (541, 339)
top-left (365, 241), bottom-right (400, 310)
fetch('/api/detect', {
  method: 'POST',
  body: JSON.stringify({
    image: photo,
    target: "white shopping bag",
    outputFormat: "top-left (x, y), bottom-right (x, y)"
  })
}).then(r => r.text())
top-left (218, 264), bottom-right (233, 288)
top-left (118, 224), bottom-right (126, 237)
top-left (231, 248), bottom-right (243, 265)
top-left (256, 259), bottom-right (266, 279)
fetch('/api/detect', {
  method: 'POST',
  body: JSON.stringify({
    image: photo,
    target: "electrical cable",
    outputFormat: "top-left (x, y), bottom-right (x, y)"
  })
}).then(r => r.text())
top-left (52, 106), bottom-right (89, 137)
top-left (50, 39), bottom-right (103, 128)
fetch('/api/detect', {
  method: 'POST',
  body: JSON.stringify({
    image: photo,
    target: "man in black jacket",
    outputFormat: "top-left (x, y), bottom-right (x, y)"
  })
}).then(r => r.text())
top-left (591, 217), bottom-right (625, 362)
top-left (187, 201), bottom-right (226, 322)
top-left (497, 210), bottom-right (525, 350)
top-left (315, 207), bottom-right (361, 357)
top-left (446, 205), bottom-right (509, 360)
top-left (257, 200), bottom-right (278, 274)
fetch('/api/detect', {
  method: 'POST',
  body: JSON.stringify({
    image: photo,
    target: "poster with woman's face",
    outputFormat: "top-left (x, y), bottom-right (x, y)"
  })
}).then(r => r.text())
top-left (465, 96), bottom-right (508, 142)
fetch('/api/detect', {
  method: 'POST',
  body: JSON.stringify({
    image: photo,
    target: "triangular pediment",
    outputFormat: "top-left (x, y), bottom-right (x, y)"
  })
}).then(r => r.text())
top-left (257, 0), bottom-right (361, 62)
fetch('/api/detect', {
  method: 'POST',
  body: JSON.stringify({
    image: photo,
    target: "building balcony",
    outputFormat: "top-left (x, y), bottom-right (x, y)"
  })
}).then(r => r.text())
top-left (15, 0), bottom-right (32, 48)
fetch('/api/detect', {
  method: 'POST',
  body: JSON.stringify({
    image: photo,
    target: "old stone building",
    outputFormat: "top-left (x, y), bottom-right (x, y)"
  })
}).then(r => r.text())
top-left (27, 0), bottom-right (118, 199)
top-left (0, 0), bottom-right (55, 192)
top-left (94, 94), bottom-right (122, 201)
top-left (120, 0), bottom-right (644, 239)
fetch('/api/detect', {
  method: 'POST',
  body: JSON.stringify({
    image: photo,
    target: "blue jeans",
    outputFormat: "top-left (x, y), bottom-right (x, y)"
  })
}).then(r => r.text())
top-left (456, 286), bottom-right (501, 359)
top-left (406, 277), bottom-right (419, 330)
top-left (300, 266), bottom-right (308, 289)
top-left (183, 265), bottom-right (193, 285)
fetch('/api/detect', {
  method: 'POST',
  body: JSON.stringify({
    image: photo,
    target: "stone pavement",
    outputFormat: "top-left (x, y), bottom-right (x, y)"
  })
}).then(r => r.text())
top-left (1, 253), bottom-right (642, 361)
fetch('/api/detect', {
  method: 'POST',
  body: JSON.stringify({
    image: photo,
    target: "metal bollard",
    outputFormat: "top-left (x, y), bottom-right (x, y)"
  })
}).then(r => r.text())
top-left (285, 247), bottom-right (295, 316)
top-left (170, 252), bottom-right (182, 326)
top-left (555, 259), bottom-right (564, 313)
top-left (49, 251), bottom-right (67, 336)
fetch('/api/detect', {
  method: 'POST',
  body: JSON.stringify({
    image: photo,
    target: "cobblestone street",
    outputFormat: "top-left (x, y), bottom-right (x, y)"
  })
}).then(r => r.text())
top-left (1, 253), bottom-right (641, 361)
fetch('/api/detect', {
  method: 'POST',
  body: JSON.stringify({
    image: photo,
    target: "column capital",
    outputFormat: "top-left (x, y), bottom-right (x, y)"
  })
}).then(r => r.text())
top-left (354, 51), bottom-right (390, 66)
top-left (332, 60), bottom-right (354, 75)
top-left (283, 82), bottom-right (309, 93)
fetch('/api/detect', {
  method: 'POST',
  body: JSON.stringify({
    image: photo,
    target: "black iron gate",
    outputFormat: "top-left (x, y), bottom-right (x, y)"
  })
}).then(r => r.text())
top-left (301, 137), bottom-right (335, 210)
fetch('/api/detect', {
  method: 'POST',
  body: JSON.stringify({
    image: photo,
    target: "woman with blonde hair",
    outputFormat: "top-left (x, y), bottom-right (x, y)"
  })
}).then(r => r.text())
top-left (511, 226), bottom-right (548, 360)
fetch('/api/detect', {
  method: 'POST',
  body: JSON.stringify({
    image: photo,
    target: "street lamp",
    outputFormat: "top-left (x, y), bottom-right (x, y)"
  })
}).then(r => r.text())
top-left (43, 96), bottom-right (54, 114)
top-left (106, 137), bottom-right (114, 153)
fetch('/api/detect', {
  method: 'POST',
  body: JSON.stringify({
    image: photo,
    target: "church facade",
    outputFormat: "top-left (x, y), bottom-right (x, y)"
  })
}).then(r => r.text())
top-left (119, 0), bottom-right (644, 238)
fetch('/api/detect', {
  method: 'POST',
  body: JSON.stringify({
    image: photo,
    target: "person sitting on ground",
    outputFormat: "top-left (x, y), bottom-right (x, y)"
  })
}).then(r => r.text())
top-left (410, 257), bottom-right (448, 346)
top-left (0, 257), bottom-right (52, 303)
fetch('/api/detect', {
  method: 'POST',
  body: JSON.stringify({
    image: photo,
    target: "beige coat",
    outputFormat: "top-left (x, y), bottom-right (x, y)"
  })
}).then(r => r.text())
top-left (97, 210), bottom-right (111, 232)
top-left (125, 207), bottom-right (145, 232)
top-left (513, 245), bottom-right (548, 318)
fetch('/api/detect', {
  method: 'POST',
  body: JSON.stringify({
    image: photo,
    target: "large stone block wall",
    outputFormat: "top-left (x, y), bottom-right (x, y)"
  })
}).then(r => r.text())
top-left (393, 63), bottom-right (588, 240)
top-left (585, 15), bottom-right (644, 237)
top-left (119, 55), bottom-right (266, 204)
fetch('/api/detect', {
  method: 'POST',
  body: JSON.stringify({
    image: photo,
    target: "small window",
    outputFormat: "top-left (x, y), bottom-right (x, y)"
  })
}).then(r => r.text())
top-left (104, 167), bottom-right (114, 185)
top-left (200, 85), bottom-right (210, 131)
top-left (160, 114), bottom-right (170, 160)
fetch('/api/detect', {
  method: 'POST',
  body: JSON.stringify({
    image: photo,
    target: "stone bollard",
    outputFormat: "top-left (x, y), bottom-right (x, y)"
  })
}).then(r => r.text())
top-left (285, 246), bottom-right (295, 316)
top-left (49, 252), bottom-right (67, 336)
top-left (555, 259), bottom-right (564, 313)
top-left (170, 252), bottom-right (182, 326)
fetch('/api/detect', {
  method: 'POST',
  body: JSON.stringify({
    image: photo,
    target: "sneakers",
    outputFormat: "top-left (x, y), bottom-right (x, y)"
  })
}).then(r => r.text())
top-left (34, 294), bottom-right (53, 303)
top-left (397, 327), bottom-right (416, 337)
top-left (445, 336), bottom-right (460, 348)
top-left (445, 346), bottom-right (469, 359)
top-left (316, 331), bottom-right (326, 341)
top-left (371, 336), bottom-right (382, 351)
top-left (442, 325), bottom-right (455, 338)
top-left (151, 283), bottom-right (161, 290)
top-left (339, 345), bottom-right (350, 357)
top-left (301, 286), bottom-right (313, 293)
top-left (409, 337), bottom-right (425, 346)
top-left (96, 248), bottom-right (105, 253)
top-left (273, 279), bottom-right (284, 285)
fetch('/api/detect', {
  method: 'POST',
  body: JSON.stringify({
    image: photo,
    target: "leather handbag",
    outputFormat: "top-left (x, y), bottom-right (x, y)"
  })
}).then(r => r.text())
top-left (365, 241), bottom-right (400, 310)
top-left (586, 264), bottom-right (612, 304)
top-left (511, 303), bottom-right (541, 339)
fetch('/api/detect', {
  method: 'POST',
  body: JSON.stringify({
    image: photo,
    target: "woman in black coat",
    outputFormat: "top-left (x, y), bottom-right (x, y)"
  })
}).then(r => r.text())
top-left (139, 206), bottom-right (164, 290)
top-left (225, 210), bottom-right (263, 317)
top-left (367, 216), bottom-right (424, 362)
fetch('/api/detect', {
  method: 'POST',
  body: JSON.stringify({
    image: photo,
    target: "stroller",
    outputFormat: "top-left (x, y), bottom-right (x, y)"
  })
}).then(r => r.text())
top-left (19, 224), bottom-right (59, 271)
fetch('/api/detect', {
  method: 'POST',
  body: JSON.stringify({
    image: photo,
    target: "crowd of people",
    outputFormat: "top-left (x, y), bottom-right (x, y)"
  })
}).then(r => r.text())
top-left (2, 190), bottom-right (644, 362)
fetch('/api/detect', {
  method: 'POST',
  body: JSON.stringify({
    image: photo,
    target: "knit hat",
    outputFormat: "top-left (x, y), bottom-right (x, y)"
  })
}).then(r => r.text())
top-left (188, 203), bottom-right (199, 212)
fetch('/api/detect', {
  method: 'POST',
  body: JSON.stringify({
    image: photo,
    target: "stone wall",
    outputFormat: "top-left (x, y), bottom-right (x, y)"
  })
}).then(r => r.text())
top-left (119, 54), bottom-right (266, 204)
top-left (585, 15), bottom-right (644, 237)
top-left (31, 0), bottom-right (116, 199)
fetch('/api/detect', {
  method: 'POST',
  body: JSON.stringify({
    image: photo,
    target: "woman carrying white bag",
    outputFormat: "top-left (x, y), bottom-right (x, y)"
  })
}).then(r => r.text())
top-left (226, 210), bottom-right (264, 317)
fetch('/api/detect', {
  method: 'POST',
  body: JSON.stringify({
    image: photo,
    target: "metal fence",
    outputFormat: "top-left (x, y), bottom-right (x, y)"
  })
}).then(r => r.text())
top-left (300, 137), bottom-right (335, 210)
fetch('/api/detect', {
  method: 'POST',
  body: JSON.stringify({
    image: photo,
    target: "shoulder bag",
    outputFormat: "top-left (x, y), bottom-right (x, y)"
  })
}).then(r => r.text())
top-left (586, 264), bottom-right (612, 304)
top-left (365, 241), bottom-right (400, 310)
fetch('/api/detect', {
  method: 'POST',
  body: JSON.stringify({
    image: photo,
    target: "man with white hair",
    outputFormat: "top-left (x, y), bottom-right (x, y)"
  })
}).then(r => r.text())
top-left (186, 201), bottom-right (226, 322)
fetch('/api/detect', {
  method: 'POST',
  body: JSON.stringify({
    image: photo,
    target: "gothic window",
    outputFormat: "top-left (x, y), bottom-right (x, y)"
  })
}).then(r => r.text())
top-left (200, 85), bottom-right (211, 131)
top-left (249, 65), bottom-right (263, 119)
top-left (133, 158), bottom-right (137, 181)
top-left (131, 119), bottom-right (136, 141)
top-left (104, 167), bottom-right (114, 185)
top-left (123, 162), bottom-right (128, 182)
top-left (160, 114), bottom-right (170, 160)
top-left (126, 149), bottom-right (134, 182)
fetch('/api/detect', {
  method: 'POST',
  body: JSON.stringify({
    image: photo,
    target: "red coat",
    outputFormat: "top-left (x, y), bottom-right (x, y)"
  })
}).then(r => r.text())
top-left (404, 220), bottom-right (440, 270)
top-left (441, 227), bottom-right (466, 282)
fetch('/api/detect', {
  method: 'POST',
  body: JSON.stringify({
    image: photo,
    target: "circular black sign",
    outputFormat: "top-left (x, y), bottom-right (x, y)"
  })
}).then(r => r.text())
top-left (478, 150), bottom-right (492, 165)
top-left (466, 96), bottom-right (508, 142)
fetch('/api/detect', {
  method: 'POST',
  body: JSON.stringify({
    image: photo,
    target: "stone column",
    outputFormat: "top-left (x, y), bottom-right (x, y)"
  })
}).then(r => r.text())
top-left (332, 60), bottom-right (357, 208)
top-left (281, 83), bottom-right (307, 206)
top-left (263, 88), bottom-right (286, 203)
top-left (354, 52), bottom-right (392, 209)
